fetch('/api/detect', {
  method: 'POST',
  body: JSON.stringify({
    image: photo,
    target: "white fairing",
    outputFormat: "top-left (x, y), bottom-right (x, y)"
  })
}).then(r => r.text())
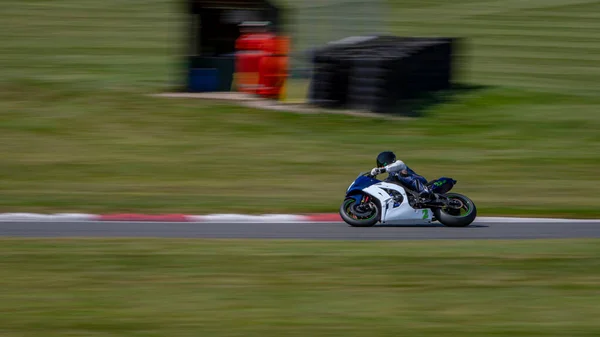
top-left (362, 182), bottom-right (433, 225)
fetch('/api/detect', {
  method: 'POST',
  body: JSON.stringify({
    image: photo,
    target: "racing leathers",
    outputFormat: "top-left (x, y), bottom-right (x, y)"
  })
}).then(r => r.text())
top-left (370, 160), bottom-right (434, 201)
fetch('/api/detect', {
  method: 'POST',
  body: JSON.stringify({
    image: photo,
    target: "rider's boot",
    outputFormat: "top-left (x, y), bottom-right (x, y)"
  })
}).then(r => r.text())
top-left (418, 187), bottom-right (435, 203)
top-left (414, 180), bottom-right (435, 203)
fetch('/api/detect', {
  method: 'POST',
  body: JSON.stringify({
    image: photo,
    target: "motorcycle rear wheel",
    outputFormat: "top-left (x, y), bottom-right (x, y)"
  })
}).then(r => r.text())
top-left (339, 197), bottom-right (380, 227)
top-left (433, 193), bottom-right (477, 227)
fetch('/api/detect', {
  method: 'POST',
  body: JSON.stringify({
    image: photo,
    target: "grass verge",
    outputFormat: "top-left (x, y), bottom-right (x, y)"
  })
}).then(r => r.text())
top-left (1, 238), bottom-right (599, 337)
top-left (1, 84), bottom-right (598, 217)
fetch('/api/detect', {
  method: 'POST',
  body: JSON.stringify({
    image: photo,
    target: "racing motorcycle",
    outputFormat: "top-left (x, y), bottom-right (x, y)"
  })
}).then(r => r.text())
top-left (339, 171), bottom-right (477, 227)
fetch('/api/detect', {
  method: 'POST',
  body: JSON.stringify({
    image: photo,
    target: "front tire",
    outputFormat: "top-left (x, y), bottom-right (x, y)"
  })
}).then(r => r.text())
top-left (339, 196), bottom-right (380, 227)
top-left (433, 193), bottom-right (477, 227)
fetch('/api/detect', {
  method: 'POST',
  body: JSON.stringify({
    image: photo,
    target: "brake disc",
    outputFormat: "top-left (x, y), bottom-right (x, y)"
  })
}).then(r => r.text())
top-left (352, 203), bottom-right (374, 217)
top-left (448, 199), bottom-right (464, 209)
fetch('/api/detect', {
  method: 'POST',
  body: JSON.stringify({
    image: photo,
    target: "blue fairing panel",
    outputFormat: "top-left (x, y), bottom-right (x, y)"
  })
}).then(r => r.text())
top-left (346, 175), bottom-right (380, 195)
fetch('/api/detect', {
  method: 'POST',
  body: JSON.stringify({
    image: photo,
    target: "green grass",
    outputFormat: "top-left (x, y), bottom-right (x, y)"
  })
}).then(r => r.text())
top-left (1, 0), bottom-right (599, 217)
top-left (1, 238), bottom-right (600, 337)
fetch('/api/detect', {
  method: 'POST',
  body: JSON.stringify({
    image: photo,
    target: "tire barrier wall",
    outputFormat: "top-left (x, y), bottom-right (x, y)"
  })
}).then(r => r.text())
top-left (307, 36), bottom-right (457, 114)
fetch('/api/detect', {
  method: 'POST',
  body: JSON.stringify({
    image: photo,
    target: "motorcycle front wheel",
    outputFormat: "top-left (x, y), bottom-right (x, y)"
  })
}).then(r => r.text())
top-left (339, 196), bottom-right (380, 227)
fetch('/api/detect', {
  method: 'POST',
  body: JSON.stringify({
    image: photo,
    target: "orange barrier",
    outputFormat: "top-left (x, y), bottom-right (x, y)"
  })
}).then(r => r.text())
top-left (234, 32), bottom-right (275, 94)
top-left (257, 36), bottom-right (289, 99)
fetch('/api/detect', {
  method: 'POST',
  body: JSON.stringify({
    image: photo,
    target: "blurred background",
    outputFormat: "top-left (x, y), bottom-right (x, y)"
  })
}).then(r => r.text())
top-left (1, 0), bottom-right (598, 217)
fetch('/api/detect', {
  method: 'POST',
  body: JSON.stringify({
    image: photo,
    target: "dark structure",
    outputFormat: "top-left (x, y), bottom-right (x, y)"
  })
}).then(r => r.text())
top-left (307, 36), bottom-right (459, 115)
top-left (183, 0), bottom-right (284, 92)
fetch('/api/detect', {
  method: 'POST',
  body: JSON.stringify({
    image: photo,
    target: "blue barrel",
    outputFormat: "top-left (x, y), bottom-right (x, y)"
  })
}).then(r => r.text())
top-left (188, 68), bottom-right (218, 92)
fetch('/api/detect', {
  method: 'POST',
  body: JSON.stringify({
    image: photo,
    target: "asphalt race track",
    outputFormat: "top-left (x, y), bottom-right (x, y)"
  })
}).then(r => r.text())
top-left (1, 220), bottom-right (599, 240)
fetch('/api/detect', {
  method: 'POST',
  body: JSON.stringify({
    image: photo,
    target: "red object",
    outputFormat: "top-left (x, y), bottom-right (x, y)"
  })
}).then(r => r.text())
top-left (235, 33), bottom-right (275, 94)
top-left (95, 213), bottom-right (343, 222)
top-left (93, 213), bottom-right (344, 222)
top-left (257, 55), bottom-right (288, 98)
top-left (303, 213), bottom-right (343, 222)
top-left (98, 214), bottom-right (189, 222)
top-left (257, 36), bottom-right (289, 99)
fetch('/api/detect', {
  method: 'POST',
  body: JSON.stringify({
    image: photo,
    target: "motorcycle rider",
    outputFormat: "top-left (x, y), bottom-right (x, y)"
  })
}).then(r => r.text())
top-left (370, 151), bottom-right (435, 202)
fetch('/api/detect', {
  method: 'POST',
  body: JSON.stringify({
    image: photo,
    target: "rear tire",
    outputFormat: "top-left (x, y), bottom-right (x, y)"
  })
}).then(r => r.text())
top-left (433, 193), bottom-right (477, 227)
top-left (339, 196), bottom-right (380, 227)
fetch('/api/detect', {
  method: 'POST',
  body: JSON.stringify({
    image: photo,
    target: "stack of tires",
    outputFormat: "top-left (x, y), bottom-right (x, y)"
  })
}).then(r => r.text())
top-left (307, 36), bottom-right (457, 115)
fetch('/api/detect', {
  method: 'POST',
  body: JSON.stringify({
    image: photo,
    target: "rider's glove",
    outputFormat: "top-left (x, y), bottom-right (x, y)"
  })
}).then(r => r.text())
top-left (371, 167), bottom-right (385, 176)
